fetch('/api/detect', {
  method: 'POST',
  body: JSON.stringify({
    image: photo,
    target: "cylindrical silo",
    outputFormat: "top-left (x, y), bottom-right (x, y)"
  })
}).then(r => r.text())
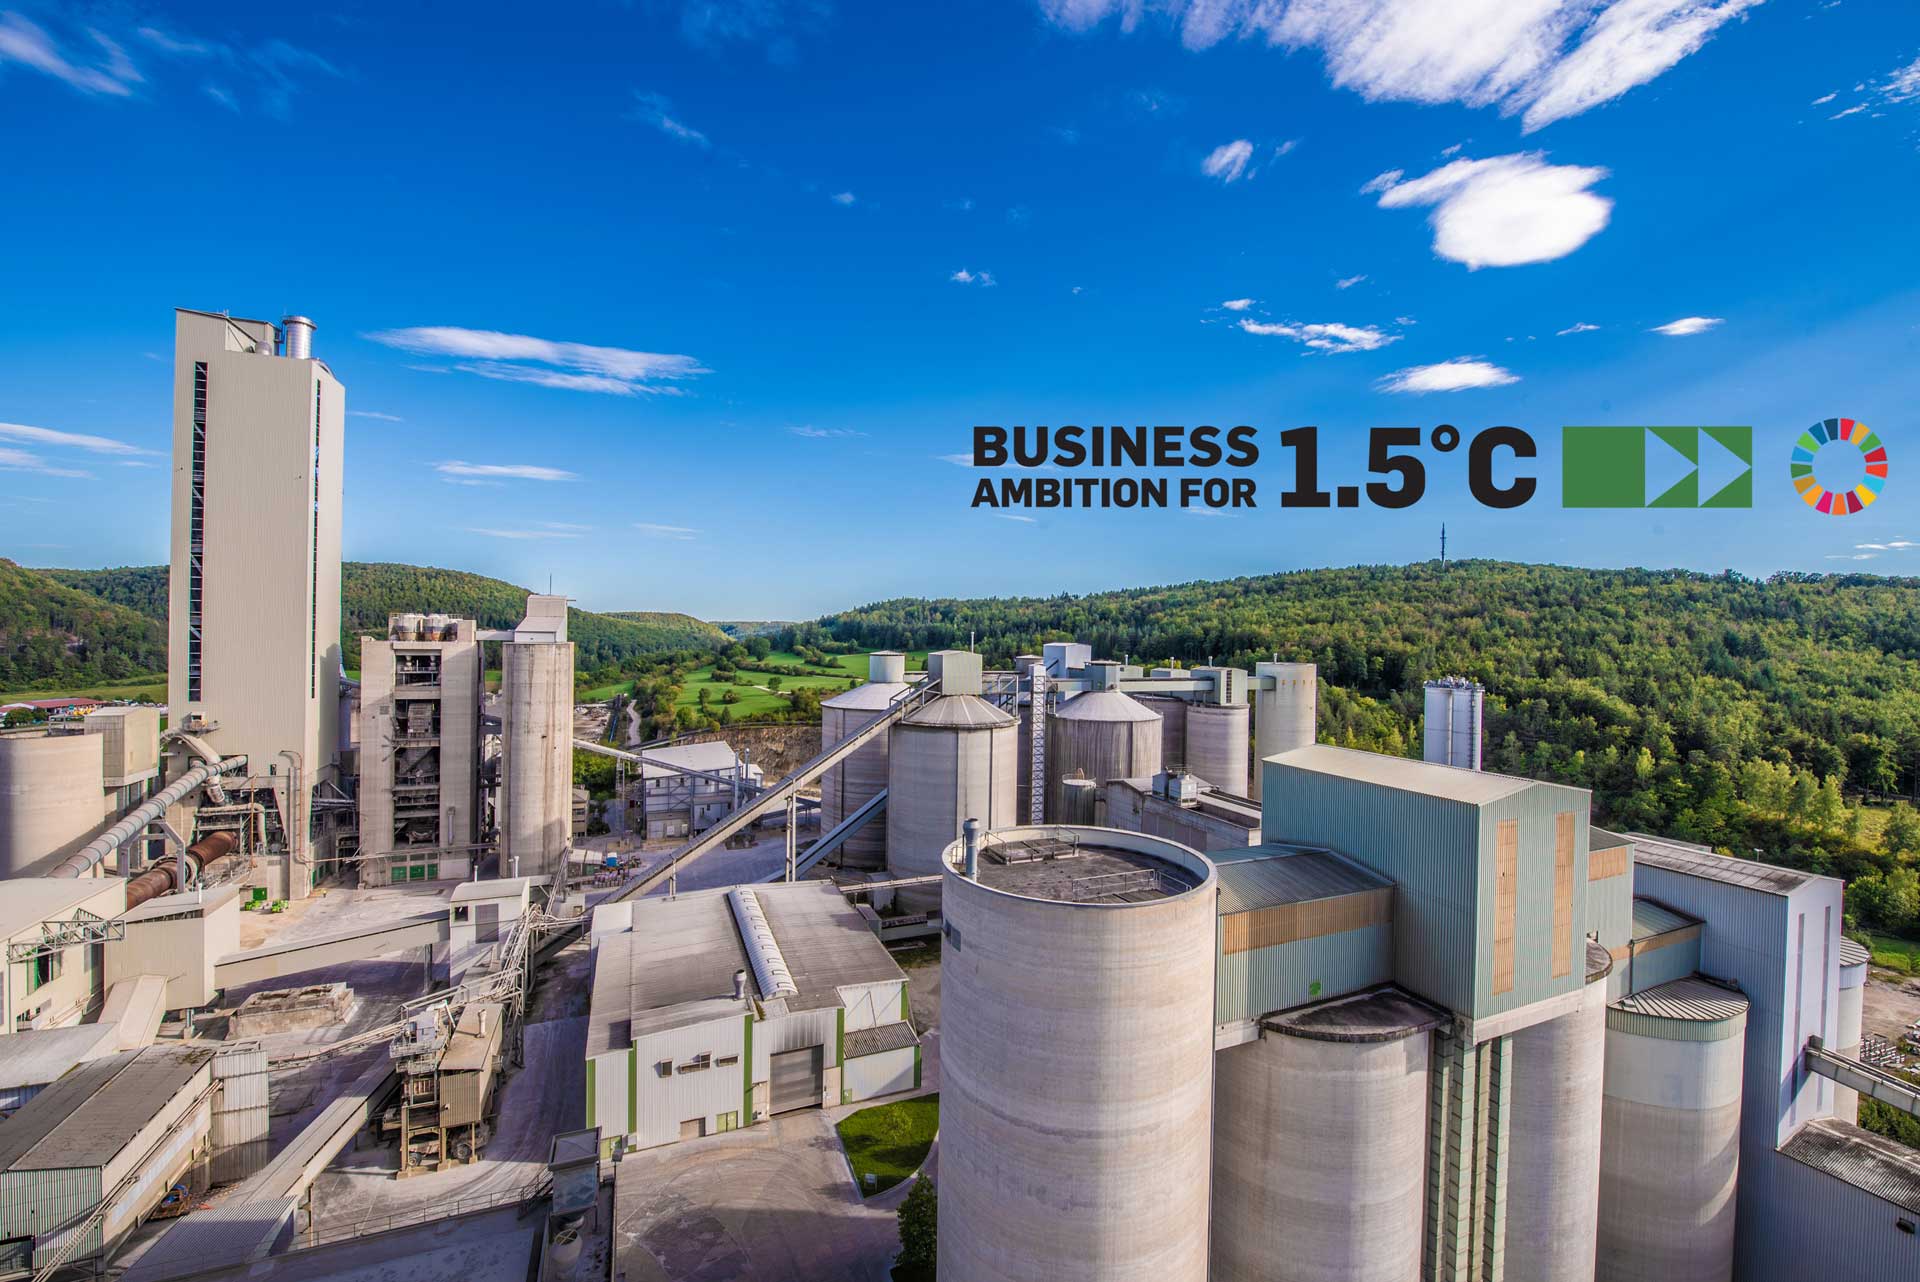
top-left (1045, 691), bottom-right (1161, 819)
top-left (1212, 989), bottom-right (1441, 1282)
top-left (501, 638), bottom-right (575, 886)
top-left (1423, 678), bottom-right (1485, 771)
top-left (885, 693), bottom-right (1016, 912)
top-left (1597, 977), bottom-right (1748, 1282)
top-left (1134, 694), bottom-right (1188, 772)
top-left (1252, 661), bottom-right (1317, 800)
top-left (938, 825), bottom-right (1217, 1282)
top-left (819, 653), bottom-right (909, 869)
top-left (1507, 978), bottom-right (1607, 1282)
top-left (1186, 702), bottom-right (1250, 796)
top-left (1833, 938), bottom-right (1869, 1122)
top-left (0, 731), bottom-right (107, 876)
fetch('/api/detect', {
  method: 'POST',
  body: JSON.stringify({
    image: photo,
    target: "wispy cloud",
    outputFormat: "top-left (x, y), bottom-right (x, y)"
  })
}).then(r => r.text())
top-left (1879, 54), bottom-right (1920, 104)
top-left (1827, 552), bottom-right (1878, 561)
top-left (466, 526), bottom-right (583, 541)
top-left (1829, 103), bottom-right (1867, 119)
top-left (0, 13), bottom-right (141, 95)
top-left (1811, 91), bottom-right (1838, 105)
top-left (830, 190), bottom-right (856, 205)
top-left (1651, 315), bottom-right (1723, 336)
top-left (634, 522), bottom-right (698, 541)
top-left (950, 268), bottom-right (997, 286)
top-left (436, 461), bottom-right (579, 482)
top-left (0, 447), bottom-right (91, 479)
top-left (788, 426), bottom-right (866, 439)
top-left (348, 409), bottom-right (403, 422)
top-left (1557, 321), bottom-right (1601, 335)
top-left (1221, 298), bottom-right (1256, 312)
top-left (1202, 138), bottom-right (1255, 182)
top-left (136, 27), bottom-right (210, 57)
top-left (1855, 540), bottom-right (1918, 551)
top-left (1367, 152), bottom-right (1612, 268)
top-left (367, 326), bottom-right (707, 396)
top-left (1037, 0), bottom-right (1759, 133)
top-left (1376, 358), bottom-right (1520, 394)
top-left (1237, 319), bottom-right (1400, 353)
top-left (1335, 274), bottom-right (1367, 290)
top-left (633, 90), bottom-right (709, 146)
top-left (994, 513), bottom-right (1038, 524)
top-left (0, 422), bottom-right (152, 455)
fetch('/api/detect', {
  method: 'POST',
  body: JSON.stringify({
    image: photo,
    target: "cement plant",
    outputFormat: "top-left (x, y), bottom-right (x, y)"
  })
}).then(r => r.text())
top-left (1, 310), bottom-right (1916, 1282)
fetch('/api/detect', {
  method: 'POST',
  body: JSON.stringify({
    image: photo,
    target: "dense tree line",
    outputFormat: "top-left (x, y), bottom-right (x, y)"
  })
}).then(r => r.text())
top-left (0, 560), bottom-right (165, 688)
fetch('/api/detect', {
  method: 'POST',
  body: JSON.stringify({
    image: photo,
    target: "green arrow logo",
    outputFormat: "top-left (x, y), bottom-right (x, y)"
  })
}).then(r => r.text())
top-left (1562, 427), bottom-right (1752, 508)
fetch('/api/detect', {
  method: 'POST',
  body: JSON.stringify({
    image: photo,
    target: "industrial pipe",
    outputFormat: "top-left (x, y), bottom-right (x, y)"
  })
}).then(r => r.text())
top-left (48, 754), bottom-right (246, 879)
top-left (962, 816), bottom-right (981, 879)
top-left (124, 830), bottom-right (242, 909)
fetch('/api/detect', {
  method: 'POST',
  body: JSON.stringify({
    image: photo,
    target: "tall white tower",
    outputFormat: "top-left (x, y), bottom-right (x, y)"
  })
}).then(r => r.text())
top-left (168, 309), bottom-right (344, 898)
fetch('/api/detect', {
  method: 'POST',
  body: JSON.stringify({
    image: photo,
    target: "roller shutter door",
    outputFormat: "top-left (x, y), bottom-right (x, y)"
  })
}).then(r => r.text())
top-left (769, 1046), bottom-right (823, 1114)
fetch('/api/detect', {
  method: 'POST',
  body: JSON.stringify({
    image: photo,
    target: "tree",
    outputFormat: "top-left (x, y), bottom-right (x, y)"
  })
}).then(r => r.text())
top-left (1884, 803), bottom-right (1920, 857)
top-left (896, 1177), bottom-right (937, 1272)
top-left (1810, 775), bottom-right (1847, 831)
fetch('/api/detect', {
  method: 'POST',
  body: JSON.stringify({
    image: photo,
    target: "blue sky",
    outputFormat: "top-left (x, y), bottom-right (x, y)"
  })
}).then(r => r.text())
top-left (2, 0), bottom-right (1918, 618)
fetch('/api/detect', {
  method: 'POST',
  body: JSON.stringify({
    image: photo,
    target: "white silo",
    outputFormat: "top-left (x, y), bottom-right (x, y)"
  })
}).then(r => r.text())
top-left (0, 731), bottom-right (107, 876)
top-left (1252, 661), bottom-right (1316, 799)
top-left (819, 652), bottom-right (909, 869)
top-left (1507, 978), bottom-right (1608, 1282)
top-left (1186, 669), bottom-right (1250, 796)
top-left (1211, 988), bottom-right (1442, 1282)
top-left (885, 652), bottom-right (1016, 911)
top-left (1134, 694), bottom-right (1188, 774)
top-left (1597, 977), bottom-right (1748, 1282)
top-left (938, 825), bottom-right (1217, 1282)
top-left (501, 632), bottom-right (574, 885)
top-left (1833, 938), bottom-right (1869, 1122)
top-left (1045, 665), bottom-right (1161, 818)
top-left (1422, 677), bottom-right (1485, 771)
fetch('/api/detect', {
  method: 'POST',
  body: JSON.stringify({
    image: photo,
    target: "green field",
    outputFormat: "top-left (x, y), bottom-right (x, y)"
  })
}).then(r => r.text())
top-left (652, 651), bottom-right (928, 720)
top-left (0, 675), bottom-right (166, 705)
top-left (836, 1093), bottom-right (938, 1196)
top-left (1861, 930), bottom-right (1920, 974)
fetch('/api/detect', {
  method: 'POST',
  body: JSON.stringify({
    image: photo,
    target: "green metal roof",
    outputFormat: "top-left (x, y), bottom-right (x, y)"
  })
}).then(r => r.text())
top-left (1631, 897), bottom-right (1701, 940)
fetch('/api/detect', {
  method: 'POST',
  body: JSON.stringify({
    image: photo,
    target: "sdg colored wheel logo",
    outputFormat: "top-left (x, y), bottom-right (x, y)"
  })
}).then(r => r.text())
top-left (1792, 418), bottom-right (1887, 515)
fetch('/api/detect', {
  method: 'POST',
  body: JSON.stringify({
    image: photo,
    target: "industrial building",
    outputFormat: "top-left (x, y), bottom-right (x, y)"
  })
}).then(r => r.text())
top-left (585, 879), bottom-right (917, 1152)
top-left (356, 613), bottom-right (485, 884)
top-left (167, 309), bottom-right (345, 899)
top-left (3, 879), bottom-right (128, 1035)
top-left (1, 710), bottom-right (163, 879)
top-left (630, 740), bottom-right (763, 840)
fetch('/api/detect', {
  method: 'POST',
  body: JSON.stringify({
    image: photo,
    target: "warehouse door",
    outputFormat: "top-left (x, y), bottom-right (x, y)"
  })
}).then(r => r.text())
top-left (769, 1046), bottom-right (824, 1114)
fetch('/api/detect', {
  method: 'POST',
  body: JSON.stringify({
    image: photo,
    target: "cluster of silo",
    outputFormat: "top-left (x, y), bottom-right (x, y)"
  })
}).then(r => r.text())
top-left (1422, 677), bottom-right (1485, 770)
top-left (1044, 662), bottom-right (1161, 818)
top-left (885, 651), bottom-right (1016, 911)
top-left (1507, 978), bottom-right (1609, 1282)
top-left (818, 651), bottom-right (908, 868)
top-left (388, 612), bottom-right (460, 642)
top-left (937, 825), bottom-right (1217, 1282)
top-left (1597, 976), bottom-right (1749, 1282)
top-left (1211, 989), bottom-right (1444, 1282)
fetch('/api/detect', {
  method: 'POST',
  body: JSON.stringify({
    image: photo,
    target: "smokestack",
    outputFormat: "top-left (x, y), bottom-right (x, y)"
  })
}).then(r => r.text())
top-left (281, 315), bottom-right (315, 360)
top-left (733, 968), bottom-right (748, 1000)
top-left (962, 817), bottom-right (981, 879)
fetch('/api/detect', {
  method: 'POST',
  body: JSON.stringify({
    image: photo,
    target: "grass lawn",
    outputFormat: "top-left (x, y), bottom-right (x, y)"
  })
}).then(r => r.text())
top-left (837, 1093), bottom-right (938, 1197)
top-left (0, 675), bottom-right (167, 705)
top-left (1860, 929), bottom-right (1920, 974)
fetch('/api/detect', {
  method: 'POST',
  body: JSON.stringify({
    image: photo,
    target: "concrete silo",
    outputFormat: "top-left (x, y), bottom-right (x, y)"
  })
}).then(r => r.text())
top-left (1186, 669), bottom-right (1250, 796)
top-left (885, 653), bottom-right (1016, 911)
top-left (1507, 978), bottom-right (1608, 1282)
top-left (1597, 976), bottom-right (1748, 1282)
top-left (1251, 661), bottom-right (1316, 799)
top-left (0, 731), bottom-right (107, 876)
top-left (1832, 937), bottom-right (1869, 1122)
top-left (1422, 678), bottom-right (1485, 771)
top-left (938, 825), bottom-right (1217, 1282)
top-left (1212, 987), bottom-right (1443, 1282)
top-left (1134, 695), bottom-right (1188, 775)
top-left (1045, 667), bottom-right (1161, 819)
top-left (818, 652), bottom-right (909, 868)
top-left (500, 596), bottom-right (574, 887)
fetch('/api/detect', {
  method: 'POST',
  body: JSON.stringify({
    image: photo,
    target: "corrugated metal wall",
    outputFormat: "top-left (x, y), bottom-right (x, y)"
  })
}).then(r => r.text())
top-left (843, 1046), bottom-right (917, 1101)
top-left (627, 1016), bottom-right (750, 1149)
top-left (1215, 918), bottom-right (1392, 1024)
top-left (211, 1045), bottom-right (269, 1184)
top-left (839, 981), bottom-right (904, 1034)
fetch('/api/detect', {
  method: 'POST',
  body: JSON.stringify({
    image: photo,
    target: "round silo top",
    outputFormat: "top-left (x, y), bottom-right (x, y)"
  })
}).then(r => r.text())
top-left (822, 680), bottom-right (911, 711)
top-left (1053, 690), bottom-right (1161, 724)
top-left (901, 694), bottom-right (1015, 729)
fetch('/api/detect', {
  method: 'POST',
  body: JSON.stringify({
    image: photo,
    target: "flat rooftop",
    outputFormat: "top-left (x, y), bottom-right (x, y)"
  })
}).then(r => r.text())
top-left (1212, 842), bottom-right (1391, 914)
top-left (1629, 833), bottom-right (1811, 896)
top-left (0, 877), bottom-right (123, 941)
top-left (973, 835), bottom-right (1202, 903)
top-left (1269, 743), bottom-right (1542, 806)
top-left (0, 1044), bottom-right (214, 1172)
top-left (1780, 1118), bottom-right (1920, 1215)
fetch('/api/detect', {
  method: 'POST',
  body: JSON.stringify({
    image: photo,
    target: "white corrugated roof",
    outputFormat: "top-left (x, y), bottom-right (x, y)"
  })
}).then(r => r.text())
top-left (638, 740), bottom-right (747, 778)
top-left (823, 681), bottom-right (911, 711)
top-left (0, 878), bottom-right (124, 941)
top-left (1269, 744), bottom-right (1540, 805)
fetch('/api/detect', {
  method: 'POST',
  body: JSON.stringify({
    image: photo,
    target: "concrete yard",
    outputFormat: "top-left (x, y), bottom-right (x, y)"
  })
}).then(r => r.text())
top-left (1862, 972), bottom-right (1920, 1056)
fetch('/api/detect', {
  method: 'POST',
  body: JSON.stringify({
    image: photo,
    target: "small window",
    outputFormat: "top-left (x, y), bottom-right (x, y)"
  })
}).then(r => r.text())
top-left (656, 1060), bottom-right (674, 1078)
top-left (453, 905), bottom-right (471, 923)
top-left (714, 1054), bottom-right (739, 1068)
top-left (676, 1053), bottom-right (713, 1075)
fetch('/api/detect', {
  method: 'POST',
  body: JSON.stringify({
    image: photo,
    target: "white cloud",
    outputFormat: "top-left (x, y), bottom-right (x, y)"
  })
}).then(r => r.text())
top-left (137, 27), bottom-right (210, 57)
top-left (950, 268), bottom-right (997, 286)
top-left (465, 526), bottom-right (582, 541)
top-left (1221, 298), bottom-right (1256, 311)
top-left (1827, 553), bottom-right (1878, 561)
top-left (348, 410), bottom-right (404, 422)
top-left (1274, 138), bottom-right (1300, 156)
top-left (204, 84), bottom-right (236, 111)
top-left (633, 91), bottom-right (710, 147)
top-left (1368, 152), bottom-right (1612, 268)
top-left (1335, 274), bottom-right (1368, 289)
top-left (1829, 103), bottom-right (1867, 119)
top-left (1811, 91), bottom-right (1837, 105)
top-left (1888, 540), bottom-right (1919, 549)
top-left (1202, 138), bottom-right (1255, 182)
top-left (0, 14), bottom-right (145, 95)
top-left (1557, 321), bottom-right (1601, 334)
top-left (789, 426), bottom-right (866, 439)
top-left (1650, 315), bottom-right (1722, 335)
top-left (634, 522), bottom-right (698, 541)
top-left (1376, 357), bottom-right (1520, 393)
top-left (995, 513), bottom-right (1038, 523)
top-left (1238, 319), bottom-right (1401, 353)
top-left (0, 422), bottom-right (151, 455)
top-left (1036, 0), bottom-right (1758, 132)
top-left (1881, 54), bottom-right (1920, 103)
top-left (0, 447), bottom-right (91, 479)
top-left (367, 326), bottom-right (707, 396)
top-left (1440, 142), bottom-right (1464, 156)
top-left (831, 191), bottom-right (856, 205)
top-left (436, 461), bottom-right (579, 482)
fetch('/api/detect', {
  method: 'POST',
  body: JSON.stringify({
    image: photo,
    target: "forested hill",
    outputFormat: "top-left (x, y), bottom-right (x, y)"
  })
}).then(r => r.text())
top-left (0, 559), bottom-right (167, 688)
top-left (822, 561), bottom-right (1920, 918)
top-left (32, 562), bottom-right (726, 674)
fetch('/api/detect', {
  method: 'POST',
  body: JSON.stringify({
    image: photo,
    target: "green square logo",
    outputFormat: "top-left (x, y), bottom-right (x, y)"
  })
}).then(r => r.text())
top-left (1561, 427), bottom-right (1751, 508)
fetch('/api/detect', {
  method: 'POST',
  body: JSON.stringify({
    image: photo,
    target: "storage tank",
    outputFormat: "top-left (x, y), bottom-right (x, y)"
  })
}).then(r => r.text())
top-left (938, 825), bottom-right (1217, 1282)
top-left (1186, 701), bottom-right (1250, 796)
top-left (500, 638), bottom-right (575, 885)
top-left (1597, 977), bottom-right (1748, 1282)
top-left (1212, 987), bottom-right (1441, 1282)
top-left (1833, 938), bottom-right (1869, 1122)
top-left (1423, 677), bottom-right (1485, 770)
top-left (1045, 690), bottom-right (1161, 819)
top-left (819, 652), bottom-right (909, 869)
top-left (1134, 695), bottom-right (1188, 772)
top-left (0, 731), bottom-right (106, 876)
top-left (885, 691), bottom-right (1016, 912)
top-left (1507, 978), bottom-right (1607, 1282)
top-left (1252, 661), bottom-right (1316, 800)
